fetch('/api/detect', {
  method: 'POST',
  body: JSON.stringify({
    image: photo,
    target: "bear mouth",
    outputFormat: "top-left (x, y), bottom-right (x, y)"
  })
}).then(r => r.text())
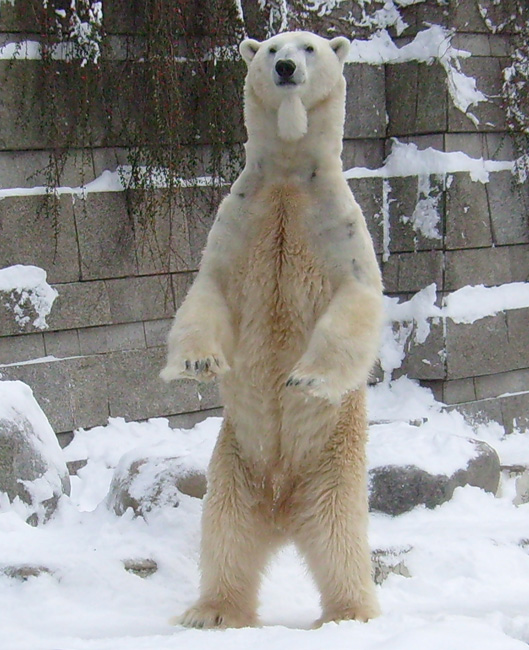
top-left (276, 79), bottom-right (299, 87)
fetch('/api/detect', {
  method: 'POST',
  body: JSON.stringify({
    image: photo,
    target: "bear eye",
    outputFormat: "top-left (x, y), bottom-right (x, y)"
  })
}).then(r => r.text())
top-left (269, 46), bottom-right (277, 54)
top-left (305, 45), bottom-right (315, 53)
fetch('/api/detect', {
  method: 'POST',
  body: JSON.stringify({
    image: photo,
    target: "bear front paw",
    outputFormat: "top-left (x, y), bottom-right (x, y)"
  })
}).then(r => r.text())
top-left (160, 352), bottom-right (230, 383)
top-left (286, 363), bottom-right (351, 405)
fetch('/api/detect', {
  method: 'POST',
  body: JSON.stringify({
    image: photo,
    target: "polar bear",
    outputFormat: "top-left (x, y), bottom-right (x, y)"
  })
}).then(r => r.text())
top-left (161, 31), bottom-right (383, 628)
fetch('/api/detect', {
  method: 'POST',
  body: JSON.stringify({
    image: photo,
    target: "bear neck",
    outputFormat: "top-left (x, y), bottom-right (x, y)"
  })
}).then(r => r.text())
top-left (243, 85), bottom-right (346, 180)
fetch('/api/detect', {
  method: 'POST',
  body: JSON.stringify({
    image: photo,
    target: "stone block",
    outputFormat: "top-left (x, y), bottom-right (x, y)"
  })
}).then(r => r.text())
top-left (448, 57), bottom-right (507, 132)
top-left (487, 171), bottom-right (529, 245)
top-left (397, 1), bottom-right (451, 35)
top-left (0, 149), bottom-right (97, 191)
top-left (0, 195), bottom-right (80, 284)
top-left (450, 34), bottom-right (509, 57)
top-left (444, 132), bottom-right (516, 162)
top-left (448, 397), bottom-right (504, 429)
top-left (73, 193), bottom-right (137, 281)
top-left (386, 175), bottom-right (445, 252)
top-left (442, 377), bottom-right (477, 405)
top-left (382, 250), bottom-right (443, 294)
top-left (144, 319), bottom-right (172, 349)
top-left (105, 274), bottom-right (175, 324)
top-left (1, 358), bottom-right (74, 432)
top-left (501, 392), bottom-right (529, 434)
top-left (67, 355), bottom-right (110, 430)
top-left (506, 308), bottom-right (529, 366)
top-left (0, 333), bottom-right (45, 365)
top-left (444, 244), bottom-right (529, 291)
top-left (167, 407), bottom-right (223, 431)
top-left (445, 173), bottom-right (493, 249)
top-left (445, 313), bottom-right (518, 380)
top-left (172, 272), bottom-right (196, 310)
top-left (130, 189), bottom-right (192, 275)
top-left (0, 0), bottom-right (41, 32)
top-left (448, 0), bottom-right (489, 33)
top-left (43, 330), bottom-right (81, 359)
top-left (343, 64), bottom-right (385, 139)
top-left (46, 280), bottom-right (112, 331)
top-left (398, 319), bottom-right (446, 381)
top-left (0, 61), bottom-right (109, 150)
top-left (185, 188), bottom-right (223, 269)
top-left (104, 347), bottom-right (201, 421)
top-left (103, 0), bottom-right (147, 34)
top-left (474, 368), bottom-right (529, 401)
top-left (347, 177), bottom-right (384, 256)
top-left (0, 355), bottom-right (110, 433)
top-left (387, 62), bottom-right (447, 136)
top-left (342, 139), bottom-right (385, 172)
top-left (78, 322), bottom-right (146, 356)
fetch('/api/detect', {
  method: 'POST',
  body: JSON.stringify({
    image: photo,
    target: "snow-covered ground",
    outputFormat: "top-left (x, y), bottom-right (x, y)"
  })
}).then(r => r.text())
top-left (1, 376), bottom-right (529, 650)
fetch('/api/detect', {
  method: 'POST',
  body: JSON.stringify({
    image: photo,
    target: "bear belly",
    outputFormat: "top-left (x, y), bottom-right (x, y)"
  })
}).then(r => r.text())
top-left (221, 184), bottom-right (334, 471)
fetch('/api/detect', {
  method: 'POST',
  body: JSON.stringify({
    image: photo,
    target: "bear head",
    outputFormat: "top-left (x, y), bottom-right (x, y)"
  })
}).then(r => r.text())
top-left (240, 31), bottom-right (350, 142)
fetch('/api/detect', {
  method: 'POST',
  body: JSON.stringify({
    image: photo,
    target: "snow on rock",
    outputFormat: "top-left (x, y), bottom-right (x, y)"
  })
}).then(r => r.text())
top-left (369, 433), bottom-right (500, 516)
top-left (0, 380), bottom-right (70, 525)
top-left (106, 452), bottom-right (207, 518)
top-left (0, 265), bottom-right (58, 330)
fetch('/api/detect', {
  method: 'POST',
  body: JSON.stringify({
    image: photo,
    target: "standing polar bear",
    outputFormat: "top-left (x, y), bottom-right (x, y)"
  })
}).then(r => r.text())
top-left (161, 31), bottom-right (383, 628)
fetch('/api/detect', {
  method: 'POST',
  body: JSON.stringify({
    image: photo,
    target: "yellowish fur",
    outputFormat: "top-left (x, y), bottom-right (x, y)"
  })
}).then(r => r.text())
top-left (162, 31), bottom-right (383, 629)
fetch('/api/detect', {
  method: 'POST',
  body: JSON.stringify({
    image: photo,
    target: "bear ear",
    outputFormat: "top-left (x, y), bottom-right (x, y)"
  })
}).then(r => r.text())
top-left (329, 36), bottom-right (350, 64)
top-left (239, 38), bottom-right (261, 65)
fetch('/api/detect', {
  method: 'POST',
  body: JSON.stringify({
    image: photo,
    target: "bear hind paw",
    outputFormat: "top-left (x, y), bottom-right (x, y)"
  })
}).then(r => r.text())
top-left (172, 601), bottom-right (257, 629)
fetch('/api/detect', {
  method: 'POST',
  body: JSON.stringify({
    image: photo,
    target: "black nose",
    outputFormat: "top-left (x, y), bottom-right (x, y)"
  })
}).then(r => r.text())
top-left (275, 59), bottom-right (296, 79)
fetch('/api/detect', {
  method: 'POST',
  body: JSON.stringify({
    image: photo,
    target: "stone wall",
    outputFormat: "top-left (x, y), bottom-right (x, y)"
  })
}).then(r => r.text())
top-left (0, 0), bottom-right (528, 443)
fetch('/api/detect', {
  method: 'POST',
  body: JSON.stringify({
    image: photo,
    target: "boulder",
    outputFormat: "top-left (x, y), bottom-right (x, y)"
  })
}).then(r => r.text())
top-left (369, 438), bottom-right (500, 516)
top-left (0, 381), bottom-right (70, 525)
top-left (106, 453), bottom-right (207, 517)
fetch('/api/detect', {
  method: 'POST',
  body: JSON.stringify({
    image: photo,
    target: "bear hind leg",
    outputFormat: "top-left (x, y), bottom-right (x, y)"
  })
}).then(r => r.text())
top-left (176, 419), bottom-right (278, 629)
top-left (292, 472), bottom-right (380, 626)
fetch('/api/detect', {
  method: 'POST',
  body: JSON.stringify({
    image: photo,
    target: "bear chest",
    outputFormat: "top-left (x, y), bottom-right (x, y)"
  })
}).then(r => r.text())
top-left (233, 184), bottom-right (331, 345)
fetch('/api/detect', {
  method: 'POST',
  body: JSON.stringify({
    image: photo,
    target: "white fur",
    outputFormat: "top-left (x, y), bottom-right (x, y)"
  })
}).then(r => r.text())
top-left (162, 31), bottom-right (383, 629)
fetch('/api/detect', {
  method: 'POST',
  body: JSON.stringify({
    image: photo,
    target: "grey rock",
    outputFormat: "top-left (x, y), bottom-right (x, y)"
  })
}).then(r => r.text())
top-left (0, 565), bottom-right (54, 581)
top-left (123, 558), bottom-right (158, 578)
top-left (106, 454), bottom-right (207, 517)
top-left (0, 396), bottom-right (70, 525)
top-left (371, 548), bottom-right (411, 585)
top-left (369, 439), bottom-right (500, 516)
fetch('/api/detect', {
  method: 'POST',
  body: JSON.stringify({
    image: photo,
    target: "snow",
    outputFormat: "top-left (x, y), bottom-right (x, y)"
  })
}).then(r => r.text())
top-left (0, 168), bottom-right (226, 199)
top-left (1, 378), bottom-right (529, 649)
top-left (345, 139), bottom-right (514, 182)
top-left (385, 282), bottom-right (529, 327)
top-left (0, 265), bottom-right (58, 329)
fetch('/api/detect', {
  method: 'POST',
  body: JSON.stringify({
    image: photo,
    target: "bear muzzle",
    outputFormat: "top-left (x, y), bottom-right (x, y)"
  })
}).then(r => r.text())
top-left (275, 59), bottom-right (298, 86)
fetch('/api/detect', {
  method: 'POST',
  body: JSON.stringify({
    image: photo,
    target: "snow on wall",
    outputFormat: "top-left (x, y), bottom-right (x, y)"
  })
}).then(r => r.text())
top-left (380, 282), bottom-right (529, 379)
